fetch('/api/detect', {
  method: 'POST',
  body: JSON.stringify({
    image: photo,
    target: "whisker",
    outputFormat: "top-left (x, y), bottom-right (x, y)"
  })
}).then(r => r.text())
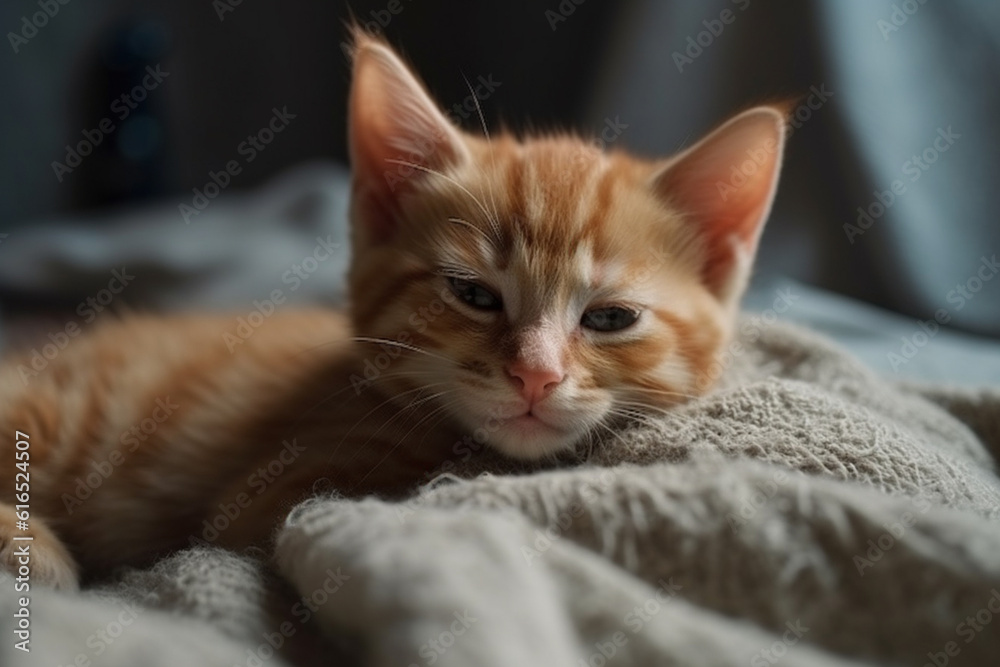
top-left (417, 400), bottom-right (462, 446)
top-left (613, 400), bottom-right (683, 416)
top-left (463, 74), bottom-right (503, 242)
top-left (384, 158), bottom-right (498, 230)
top-left (606, 407), bottom-right (666, 429)
top-left (579, 429), bottom-right (596, 461)
top-left (296, 338), bottom-right (351, 356)
top-left (347, 390), bottom-right (456, 489)
top-left (335, 390), bottom-right (449, 470)
top-left (612, 401), bottom-right (705, 426)
top-left (290, 379), bottom-right (370, 432)
top-left (394, 400), bottom-right (454, 450)
top-left (352, 337), bottom-right (456, 365)
top-left (625, 386), bottom-right (702, 401)
top-left (592, 418), bottom-right (633, 452)
top-left (448, 216), bottom-right (499, 251)
top-left (362, 370), bottom-right (445, 382)
top-left (611, 400), bottom-right (708, 429)
top-left (291, 371), bottom-right (448, 431)
top-left (326, 383), bottom-right (449, 462)
top-left (353, 389), bottom-right (452, 456)
top-left (607, 405), bottom-right (653, 419)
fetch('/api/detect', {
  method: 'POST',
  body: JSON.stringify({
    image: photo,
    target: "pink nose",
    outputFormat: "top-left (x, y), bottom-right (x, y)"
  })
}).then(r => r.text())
top-left (507, 361), bottom-right (564, 404)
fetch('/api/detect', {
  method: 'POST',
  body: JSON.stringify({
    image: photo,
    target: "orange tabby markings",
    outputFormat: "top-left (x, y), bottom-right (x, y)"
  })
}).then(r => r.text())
top-left (0, 30), bottom-right (787, 586)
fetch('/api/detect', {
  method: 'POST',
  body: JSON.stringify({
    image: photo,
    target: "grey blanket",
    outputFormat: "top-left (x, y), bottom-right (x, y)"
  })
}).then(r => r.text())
top-left (4, 320), bottom-right (1000, 667)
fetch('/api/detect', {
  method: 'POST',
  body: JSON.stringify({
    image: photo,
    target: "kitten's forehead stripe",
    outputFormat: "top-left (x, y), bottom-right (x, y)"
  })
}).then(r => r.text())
top-left (476, 141), bottom-right (637, 332)
top-left (521, 159), bottom-right (546, 228)
top-left (579, 160), bottom-right (617, 251)
top-left (498, 149), bottom-right (526, 270)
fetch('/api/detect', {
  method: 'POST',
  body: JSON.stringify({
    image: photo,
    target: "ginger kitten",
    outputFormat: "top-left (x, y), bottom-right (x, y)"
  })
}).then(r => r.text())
top-left (0, 33), bottom-right (786, 589)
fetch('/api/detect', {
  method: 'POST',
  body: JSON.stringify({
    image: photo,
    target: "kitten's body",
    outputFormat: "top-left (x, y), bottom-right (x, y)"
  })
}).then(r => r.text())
top-left (0, 33), bottom-right (787, 589)
top-left (1, 311), bottom-right (465, 581)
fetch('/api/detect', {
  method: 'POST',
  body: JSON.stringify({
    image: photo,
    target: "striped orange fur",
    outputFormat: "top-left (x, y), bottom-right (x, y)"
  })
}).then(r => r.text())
top-left (0, 32), bottom-right (786, 588)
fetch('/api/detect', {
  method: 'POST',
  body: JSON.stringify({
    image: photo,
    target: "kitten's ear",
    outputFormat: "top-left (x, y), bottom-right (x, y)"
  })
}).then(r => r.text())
top-left (652, 106), bottom-right (787, 303)
top-left (348, 32), bottom-right (469, 243)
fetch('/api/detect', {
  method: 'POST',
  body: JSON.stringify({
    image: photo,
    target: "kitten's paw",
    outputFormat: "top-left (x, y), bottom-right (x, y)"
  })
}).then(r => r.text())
top-left (0, 506), bottom-right (79, 591)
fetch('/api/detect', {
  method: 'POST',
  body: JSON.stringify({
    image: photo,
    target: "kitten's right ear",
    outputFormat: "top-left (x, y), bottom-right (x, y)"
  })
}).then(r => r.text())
top-left (348, 31), bottom-right (469, 243)
top-left (651, 106), bottom-right (787, 305)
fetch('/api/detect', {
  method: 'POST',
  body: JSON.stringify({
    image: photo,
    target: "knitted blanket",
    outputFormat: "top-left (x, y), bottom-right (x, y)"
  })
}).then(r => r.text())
top-left (4, 320), bottom-right (1000, 667)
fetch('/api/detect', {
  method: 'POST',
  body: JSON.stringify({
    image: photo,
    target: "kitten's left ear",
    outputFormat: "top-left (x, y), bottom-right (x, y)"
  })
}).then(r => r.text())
top-left (348, 31), bottom-right (470, 244)
top-left (652, 106), bottom-right (787, 304)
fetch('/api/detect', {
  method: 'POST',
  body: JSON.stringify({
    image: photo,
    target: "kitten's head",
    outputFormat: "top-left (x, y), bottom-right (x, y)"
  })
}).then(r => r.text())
top-left (346, 33), bottom-right (786, 460)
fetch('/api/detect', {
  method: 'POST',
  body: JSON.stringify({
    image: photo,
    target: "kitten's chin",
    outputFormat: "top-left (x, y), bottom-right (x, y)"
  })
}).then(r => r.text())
top-left (485, 415), bottom-right (581, 461)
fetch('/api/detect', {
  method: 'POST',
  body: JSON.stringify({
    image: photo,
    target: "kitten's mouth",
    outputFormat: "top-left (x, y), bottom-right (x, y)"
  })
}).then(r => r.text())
top-left (476, 404), bottom-right (591, 460)
top-left (503, 411), bottom-right (561, 433)
top-left (510, 413), bottom-right (544, 426)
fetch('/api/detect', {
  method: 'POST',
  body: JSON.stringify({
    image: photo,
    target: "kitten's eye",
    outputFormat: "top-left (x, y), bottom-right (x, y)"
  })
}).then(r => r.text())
top-left (581, 306), bottom-right (639, 332)
top-left (448, 277), bottom-right (502, 311)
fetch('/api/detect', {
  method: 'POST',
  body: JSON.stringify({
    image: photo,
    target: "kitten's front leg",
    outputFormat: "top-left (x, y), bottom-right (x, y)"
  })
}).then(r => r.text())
top-left (0, 503), bottom-right (78, 590)
top-left (210, 434), bottom-right (461, 553)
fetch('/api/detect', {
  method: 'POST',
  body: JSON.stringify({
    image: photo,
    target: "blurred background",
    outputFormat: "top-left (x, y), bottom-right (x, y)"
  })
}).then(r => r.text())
top-left (1, 0), bottom-right (998, 381)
